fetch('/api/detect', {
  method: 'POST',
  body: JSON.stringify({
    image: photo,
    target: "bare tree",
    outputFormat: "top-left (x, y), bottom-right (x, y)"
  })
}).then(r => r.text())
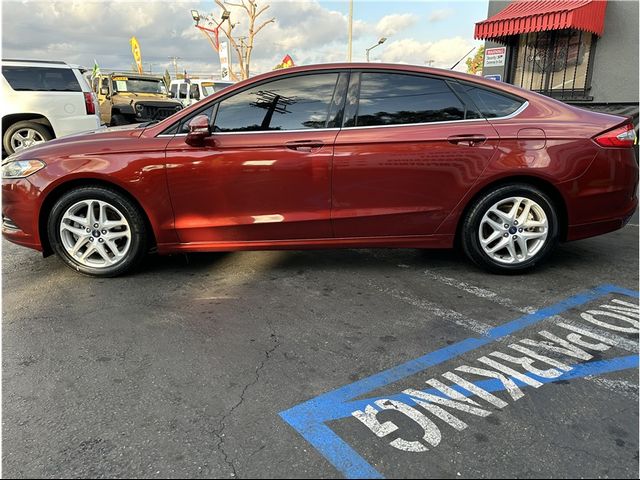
top-left (215, 0), bottom-right (275, 80)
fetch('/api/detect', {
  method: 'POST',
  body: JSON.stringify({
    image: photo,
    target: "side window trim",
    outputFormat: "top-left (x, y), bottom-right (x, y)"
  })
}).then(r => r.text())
top-left (453, 79), bottom-right (526, 119)
top-left (343, 69), bottom-right (502, 129)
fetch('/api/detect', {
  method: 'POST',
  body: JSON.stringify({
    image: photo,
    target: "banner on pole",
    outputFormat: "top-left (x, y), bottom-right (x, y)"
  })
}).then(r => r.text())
top-left (130, 36), bottom-right (143, 74)
top-left (219, 41), bottom-right (230, 80)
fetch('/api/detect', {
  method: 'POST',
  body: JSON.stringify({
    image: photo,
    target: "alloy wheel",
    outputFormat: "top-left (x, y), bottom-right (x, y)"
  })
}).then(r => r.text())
top-left (59, 199), bottom-right (132, 268)
top-left (478, 196), bottom-right (548, 264)
top-left (10, 128), bottom-right (46, 152)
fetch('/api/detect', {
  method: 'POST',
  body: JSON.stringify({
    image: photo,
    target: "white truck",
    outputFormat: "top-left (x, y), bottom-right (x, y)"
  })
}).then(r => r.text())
top-left (2, 59), bottom-right (101, 154)
top-left (169, 79), bottom-right (234, 107)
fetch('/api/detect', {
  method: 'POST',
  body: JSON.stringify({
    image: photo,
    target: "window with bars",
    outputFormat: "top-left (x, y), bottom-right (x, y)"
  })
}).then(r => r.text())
top-left (511, 29), bottom-right (595, 100)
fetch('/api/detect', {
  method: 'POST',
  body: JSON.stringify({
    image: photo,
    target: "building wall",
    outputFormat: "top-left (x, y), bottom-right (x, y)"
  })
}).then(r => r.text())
top-left (480, 1), bottom-right (510, 80)
top-left (482, 0), bottom-right (638, 104)
top-left (588, 0), bottom-right (639, 103)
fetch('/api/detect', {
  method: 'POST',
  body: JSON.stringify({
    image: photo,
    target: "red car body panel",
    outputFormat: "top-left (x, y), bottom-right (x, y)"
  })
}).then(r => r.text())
top-left (2, 63), bottom-right (637, 257)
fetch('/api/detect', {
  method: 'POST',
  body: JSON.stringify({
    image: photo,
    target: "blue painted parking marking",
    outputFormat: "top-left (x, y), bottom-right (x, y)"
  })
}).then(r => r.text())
top-left (279, 284), bottom-right (639, 479)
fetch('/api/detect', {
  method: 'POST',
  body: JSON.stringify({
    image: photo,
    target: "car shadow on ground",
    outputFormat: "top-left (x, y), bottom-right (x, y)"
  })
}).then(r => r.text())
top-left (130, 240), bottom-right (613, 279)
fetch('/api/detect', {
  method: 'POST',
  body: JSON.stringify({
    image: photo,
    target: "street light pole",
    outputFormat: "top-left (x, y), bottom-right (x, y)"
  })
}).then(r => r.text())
top-left (365, 37), bottom-right (387, 62)
top-left (347, 0), bottom-right (353, 62)
top-left (191, 8), bottom-right (237, 81)
top-left (168, 56), bottom-right (181, 77)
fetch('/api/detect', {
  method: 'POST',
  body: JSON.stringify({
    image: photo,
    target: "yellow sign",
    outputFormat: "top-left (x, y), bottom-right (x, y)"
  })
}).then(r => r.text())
top-left (112, 76), bottom-right (129, 81)
top-left (130, 36), bottom-right (143, 74)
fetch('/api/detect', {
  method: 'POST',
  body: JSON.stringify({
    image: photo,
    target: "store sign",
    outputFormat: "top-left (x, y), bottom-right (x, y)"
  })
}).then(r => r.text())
top-left (484, 47), bottom-right (506, 68)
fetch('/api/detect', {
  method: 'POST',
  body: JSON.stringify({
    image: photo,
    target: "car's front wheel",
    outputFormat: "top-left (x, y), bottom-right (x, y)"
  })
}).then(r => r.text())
top-left (47, 186), bottom-right (148, 277)
top-left (461, 184), bottom-right (559, 273)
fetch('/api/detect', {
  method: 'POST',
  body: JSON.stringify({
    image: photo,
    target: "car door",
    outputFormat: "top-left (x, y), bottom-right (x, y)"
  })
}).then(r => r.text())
top-left (331, 70), bottom-right (500, 238)
top-left (164, 71), bottom-right (348, 244)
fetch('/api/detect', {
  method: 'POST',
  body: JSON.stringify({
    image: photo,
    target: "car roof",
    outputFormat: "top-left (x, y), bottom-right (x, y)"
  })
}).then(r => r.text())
top-left (107, 72), bottom-right (164, 80)
top-left (2, 59), bottom-right (72, 68)
top-left (144, 62), bottom-right (564, 138)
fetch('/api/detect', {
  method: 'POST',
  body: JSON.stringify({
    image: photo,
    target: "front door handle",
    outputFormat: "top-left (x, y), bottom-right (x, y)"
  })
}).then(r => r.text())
top-left (447, 134), bottom-right (487, 147)
top-left (285, 140), bottom-right (324, 152)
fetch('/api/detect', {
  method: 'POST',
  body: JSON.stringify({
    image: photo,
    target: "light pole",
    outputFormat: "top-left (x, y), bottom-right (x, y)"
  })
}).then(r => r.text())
top-left (168, 56), bottom-right (181, 77)
top-left (191, 8), bottom-right (236, 80)
top-left (347, 0), bottom-right (353, 61)
top-left (366, 37), bottom-right (387, 62)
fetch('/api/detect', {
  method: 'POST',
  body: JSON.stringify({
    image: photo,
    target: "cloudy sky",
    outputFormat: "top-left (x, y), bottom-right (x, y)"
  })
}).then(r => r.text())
top-left (2, 0), bottom-right (489, 78)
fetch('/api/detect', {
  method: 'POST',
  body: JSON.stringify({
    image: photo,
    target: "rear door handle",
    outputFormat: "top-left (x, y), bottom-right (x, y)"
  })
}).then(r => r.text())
top-left (285, 140), bottom-right (324, 152)
top-left (447, 134), bottom-right (487, 147)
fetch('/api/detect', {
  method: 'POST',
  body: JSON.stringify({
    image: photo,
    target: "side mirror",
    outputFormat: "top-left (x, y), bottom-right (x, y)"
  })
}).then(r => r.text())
top-left (100, 87), bottom-right (109, 96)
top-left (185, 115), bottom-right (211, 146)
top-left (168, 91), bottom-right (175, 98)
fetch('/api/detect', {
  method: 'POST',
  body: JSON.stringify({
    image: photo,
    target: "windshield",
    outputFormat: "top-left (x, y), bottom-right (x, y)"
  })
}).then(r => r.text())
top-left (111, 76), bottom-right (167, 94)
top-left (201, 83), bottom-right (216, 97)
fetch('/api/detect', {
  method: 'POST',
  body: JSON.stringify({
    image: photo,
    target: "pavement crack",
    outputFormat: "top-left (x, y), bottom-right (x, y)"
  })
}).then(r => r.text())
top-left (213, 328), bottom-right (280, 478)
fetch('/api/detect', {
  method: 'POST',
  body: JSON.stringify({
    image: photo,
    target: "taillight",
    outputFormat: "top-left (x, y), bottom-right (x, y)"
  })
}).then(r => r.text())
top-left (84, 92), bottom-right (96, 115)
top-left (594, 123), bottom-right (637, 148)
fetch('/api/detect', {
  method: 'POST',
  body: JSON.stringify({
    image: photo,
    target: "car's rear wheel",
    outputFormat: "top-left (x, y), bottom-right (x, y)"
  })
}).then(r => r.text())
top-left (47, 186), bottom-right (148, 277)
top-left (3, 121), bottom-right (52, 154)
top-left (461, 184), bottom-right (559, 273)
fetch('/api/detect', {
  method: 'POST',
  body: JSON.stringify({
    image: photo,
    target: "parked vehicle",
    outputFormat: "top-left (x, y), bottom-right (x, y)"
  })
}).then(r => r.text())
top-left (1, 59), bottom-right (101, 155)
top-left (169, 79), bottom-right (234, 107)
top-left (91, 72), bottom-right (183, 126)
top-left (2, 63), bottom-right (637, 277)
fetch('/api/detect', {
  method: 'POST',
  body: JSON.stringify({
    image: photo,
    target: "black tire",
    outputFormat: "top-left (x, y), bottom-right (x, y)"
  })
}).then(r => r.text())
top-left (109, 114), bottom-right (129, 126)
top-left (47, 186), bottom-right (148, 277)
top-left (3, 120), bottom-right (53, 155)
top-left (461, 183), bottom-right (559, 274)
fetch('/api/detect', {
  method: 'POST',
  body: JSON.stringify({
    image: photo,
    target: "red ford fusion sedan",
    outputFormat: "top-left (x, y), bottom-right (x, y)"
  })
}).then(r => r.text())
top-left (2, 63), bottom-right (638, 276)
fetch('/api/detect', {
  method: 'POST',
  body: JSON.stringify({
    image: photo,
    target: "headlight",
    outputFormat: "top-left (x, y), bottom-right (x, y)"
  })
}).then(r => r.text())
top-left (2, 160), bottom-right (46, 179)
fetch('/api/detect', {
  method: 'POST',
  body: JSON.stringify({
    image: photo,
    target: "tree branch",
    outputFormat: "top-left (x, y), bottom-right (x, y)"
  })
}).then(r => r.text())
top-left (254, 18), bottom-right (275, 36)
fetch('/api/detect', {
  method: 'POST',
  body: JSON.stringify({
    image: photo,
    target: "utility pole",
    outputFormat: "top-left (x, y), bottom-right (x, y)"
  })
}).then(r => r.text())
top-left (168, 56), bottom-right (181, 77)
top-left (347, 0), bottom-right (353, 61)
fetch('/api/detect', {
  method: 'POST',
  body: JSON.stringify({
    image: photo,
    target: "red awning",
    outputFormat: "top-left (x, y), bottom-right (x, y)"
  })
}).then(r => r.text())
top-left (475, 0), bottom-right (608, 40)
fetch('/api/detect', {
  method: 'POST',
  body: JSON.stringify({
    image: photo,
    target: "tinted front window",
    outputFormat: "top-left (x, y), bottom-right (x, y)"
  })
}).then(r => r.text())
top-left (2, 66), bottom-right (81, 92)
top-left (460, 84), bottom-right (524, 118)
top-left (354, 73), bottom-right (465, 127)
top-left (214, 73), bottom-right (339, 132)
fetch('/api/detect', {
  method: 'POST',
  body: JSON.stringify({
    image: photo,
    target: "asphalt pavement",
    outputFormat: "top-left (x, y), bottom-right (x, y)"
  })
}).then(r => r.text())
top-left (2, 213), bottom-right (639, 479)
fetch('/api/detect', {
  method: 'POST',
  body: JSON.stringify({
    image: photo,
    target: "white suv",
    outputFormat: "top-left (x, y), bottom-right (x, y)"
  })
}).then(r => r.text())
top-left (169, 79), bottom-right (234, 107)
top-left (2, 59), bottom-right (101, 154)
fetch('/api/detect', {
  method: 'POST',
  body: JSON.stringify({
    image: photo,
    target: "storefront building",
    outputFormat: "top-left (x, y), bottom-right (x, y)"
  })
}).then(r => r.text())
top-left (475, 0), bottom-right (638, 128)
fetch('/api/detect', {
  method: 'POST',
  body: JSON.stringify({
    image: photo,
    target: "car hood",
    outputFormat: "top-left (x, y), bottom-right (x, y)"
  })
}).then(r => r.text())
top-left (4, 125), bottom-right (146, 163)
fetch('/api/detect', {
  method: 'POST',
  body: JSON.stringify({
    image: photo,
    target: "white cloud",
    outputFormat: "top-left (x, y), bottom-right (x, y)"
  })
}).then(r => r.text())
top-left (1, 1), bottom-right (474, 78)
top-left (375, 13), bottom-right (418, 37)
top-left (2, 0), bottom-right (370, 77)
top-left (379, 37), bottom-right (475, 69)
top-left (428, 8), bottom-right (454, 23)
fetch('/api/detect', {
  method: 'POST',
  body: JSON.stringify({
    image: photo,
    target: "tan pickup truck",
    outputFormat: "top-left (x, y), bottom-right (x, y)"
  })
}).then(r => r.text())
top-left (91, 72), bottom-right (183, 126)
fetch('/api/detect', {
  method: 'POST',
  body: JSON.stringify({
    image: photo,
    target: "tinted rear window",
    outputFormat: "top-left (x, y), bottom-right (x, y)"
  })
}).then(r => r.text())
top-left (459, 83), bottom-right (524, 118)
top-left (2, 66), bottom-right (81, 92)
top-left (353, 73), bottom-right (467, 127)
